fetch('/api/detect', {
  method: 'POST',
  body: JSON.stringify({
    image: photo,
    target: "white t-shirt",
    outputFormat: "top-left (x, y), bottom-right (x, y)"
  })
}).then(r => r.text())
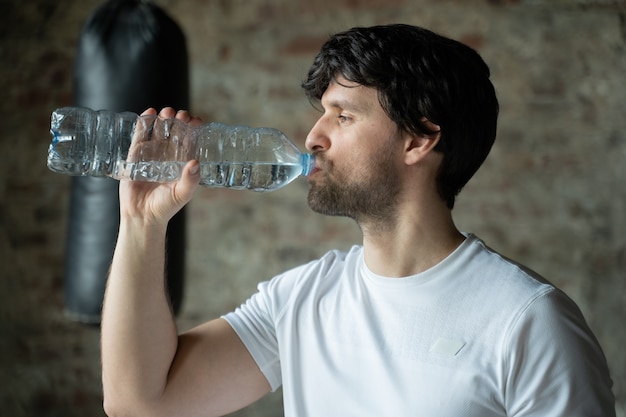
top-left (224, 234), bottom-right (615, 416)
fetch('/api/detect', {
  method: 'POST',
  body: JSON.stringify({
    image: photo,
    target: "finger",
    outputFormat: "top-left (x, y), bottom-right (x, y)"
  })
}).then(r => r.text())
top-left (129, 112), bottom-right (158, 162)
top-left (179, 114), bottom-right (203, 163)
top-left (159, 107), bottom-right (177, 119)
top-left (183, 159), bottom-right (200, 179)
top-left (188, 115), bottom-right (203, 127)
top-left (175, 110), bottom-right (191, 122)
top-left (141, 107), bottom-right (157, 116)
top-left (176, 160), bottom-right (201, 201)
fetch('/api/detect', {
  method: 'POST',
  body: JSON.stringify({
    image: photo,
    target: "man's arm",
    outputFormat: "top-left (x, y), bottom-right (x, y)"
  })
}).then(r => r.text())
top-left (101, 108), bottom-right (271, 417)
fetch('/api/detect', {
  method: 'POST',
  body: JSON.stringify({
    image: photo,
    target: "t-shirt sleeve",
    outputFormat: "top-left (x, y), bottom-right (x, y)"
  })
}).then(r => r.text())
top-left (222, 278), bottom-right (284, 391)
top-left (221, 258), bottom-right (314, 392)
top-left (503, 288), bottom-right (615, 416)
top-left (221, 250), bottom-right (348, 393)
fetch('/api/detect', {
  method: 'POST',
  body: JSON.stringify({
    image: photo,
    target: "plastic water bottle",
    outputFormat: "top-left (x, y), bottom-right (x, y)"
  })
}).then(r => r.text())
top-left (47, 107), bottom-right (315, 192)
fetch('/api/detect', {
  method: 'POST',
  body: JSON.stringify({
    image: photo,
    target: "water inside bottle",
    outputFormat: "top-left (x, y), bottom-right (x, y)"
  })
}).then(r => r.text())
top-left (112, 160), bottom-right (186, 182)
top-left (200, 162), bottom-right (302, 191)
top-left (111, 160), bottom-right (302, 191)
top-left (47, 133), bottom-right (88, 175)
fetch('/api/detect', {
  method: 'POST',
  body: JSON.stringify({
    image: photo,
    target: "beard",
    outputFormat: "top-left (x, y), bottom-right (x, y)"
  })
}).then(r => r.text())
top-left (307, 146), bottom-right (402, 226)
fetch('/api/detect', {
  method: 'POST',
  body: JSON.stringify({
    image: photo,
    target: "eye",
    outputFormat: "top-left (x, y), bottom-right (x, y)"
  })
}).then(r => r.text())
top-left (338, 114), bottom-right (352, 124)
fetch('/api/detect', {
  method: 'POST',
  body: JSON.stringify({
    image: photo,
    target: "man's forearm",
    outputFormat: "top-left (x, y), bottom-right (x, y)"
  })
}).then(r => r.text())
top-left (101, 218), bottom-right (178, 415)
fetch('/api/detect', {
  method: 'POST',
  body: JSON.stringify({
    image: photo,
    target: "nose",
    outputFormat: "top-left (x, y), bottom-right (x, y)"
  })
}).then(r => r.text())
top-left (305, 116), bottom-right (330, 152)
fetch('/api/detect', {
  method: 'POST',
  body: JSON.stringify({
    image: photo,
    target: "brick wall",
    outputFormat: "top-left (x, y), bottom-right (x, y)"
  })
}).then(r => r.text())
top-left (1, 0), bottom-right (624, 416)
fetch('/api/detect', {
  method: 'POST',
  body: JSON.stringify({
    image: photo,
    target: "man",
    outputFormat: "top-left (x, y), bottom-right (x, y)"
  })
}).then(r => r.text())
top-left (101, 24), bottom-right (615, 416)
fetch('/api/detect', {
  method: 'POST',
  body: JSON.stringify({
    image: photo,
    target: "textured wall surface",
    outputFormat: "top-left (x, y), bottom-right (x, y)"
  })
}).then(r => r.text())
top-left (1, 0), bottom-right (624, 416)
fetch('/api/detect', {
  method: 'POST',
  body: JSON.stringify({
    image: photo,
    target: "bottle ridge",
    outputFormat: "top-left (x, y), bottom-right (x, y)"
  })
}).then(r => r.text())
top-left (47, 107), bottom-right (315, 192)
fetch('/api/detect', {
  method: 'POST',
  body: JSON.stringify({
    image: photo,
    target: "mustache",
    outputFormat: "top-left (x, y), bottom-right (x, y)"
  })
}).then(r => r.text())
top-left (312, 151), bottom-right (330, 169)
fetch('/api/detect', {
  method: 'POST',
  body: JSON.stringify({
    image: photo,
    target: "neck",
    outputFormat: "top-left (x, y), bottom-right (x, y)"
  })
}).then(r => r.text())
top-left (359, 199), bottom-right (464, 278)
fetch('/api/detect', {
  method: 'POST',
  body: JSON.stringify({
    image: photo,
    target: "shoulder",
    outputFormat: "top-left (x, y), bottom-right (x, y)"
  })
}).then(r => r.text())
top-left (460, 235), bottom-right (601, 345)
top-left (452, 235), bottom-right (581, 345)
top-left (499, 278), bottom-right (615, 415)
top-left (452, 234), bottom-right (556, 302)
top-left (253, 246), bottom-right (363, 314)
top-left (269, 245), bottom-right (361, 288)
top-left (460, 236), bottom-right (614, 414)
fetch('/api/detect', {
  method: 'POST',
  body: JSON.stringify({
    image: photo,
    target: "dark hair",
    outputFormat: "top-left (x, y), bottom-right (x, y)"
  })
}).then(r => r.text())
top-left (302, 24), bottom-right (499, 209)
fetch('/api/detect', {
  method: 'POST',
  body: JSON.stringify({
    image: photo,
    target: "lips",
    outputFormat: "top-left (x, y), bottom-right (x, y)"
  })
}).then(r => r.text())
top-left (308, 165), bottom-right (321, 176)
top-left (307, 156), bottom-right (323, 177)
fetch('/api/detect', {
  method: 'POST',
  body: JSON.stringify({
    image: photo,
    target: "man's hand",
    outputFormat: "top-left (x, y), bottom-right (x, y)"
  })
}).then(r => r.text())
top-left (119, 107), bottom-right (203, 225)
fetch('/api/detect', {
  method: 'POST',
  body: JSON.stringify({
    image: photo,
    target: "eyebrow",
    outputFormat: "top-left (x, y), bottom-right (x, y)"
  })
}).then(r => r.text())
top-left (320, 77), bottom-right (377, 114)
top-left (322, 96), bottom-right (373, 114)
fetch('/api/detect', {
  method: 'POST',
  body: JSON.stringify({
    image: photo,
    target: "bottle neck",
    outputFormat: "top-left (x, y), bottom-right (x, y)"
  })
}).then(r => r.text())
top-left (300, 153), bottom-right (315, 176)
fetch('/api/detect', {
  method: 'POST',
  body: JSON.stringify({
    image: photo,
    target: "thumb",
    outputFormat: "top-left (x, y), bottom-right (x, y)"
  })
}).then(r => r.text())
top-left (175, 160), bottom-right (201, 201)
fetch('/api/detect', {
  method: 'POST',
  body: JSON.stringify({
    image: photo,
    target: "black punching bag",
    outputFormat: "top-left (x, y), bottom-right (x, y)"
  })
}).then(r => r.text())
top-left (65, 0), bottom-right (188, 323)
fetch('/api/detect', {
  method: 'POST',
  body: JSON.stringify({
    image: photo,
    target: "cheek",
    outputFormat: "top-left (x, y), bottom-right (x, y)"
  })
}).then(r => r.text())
top-left (333, 155), bottom-right (372, 186)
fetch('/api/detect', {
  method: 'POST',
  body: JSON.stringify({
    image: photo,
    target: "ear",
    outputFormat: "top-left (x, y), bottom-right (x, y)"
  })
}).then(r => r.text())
top-left (403, 119), bottom-right (441, 166)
